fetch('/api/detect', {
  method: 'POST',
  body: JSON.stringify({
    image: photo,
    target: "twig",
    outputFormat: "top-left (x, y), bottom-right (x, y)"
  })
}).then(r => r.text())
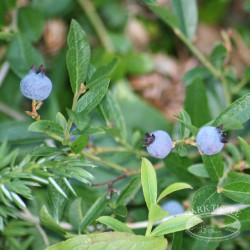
top-left (0, 62), bottom-right (10, 87)
top-left (77, 0), bottom-right (115, 52)
top-left (91, 174), bottom-right (127, 187)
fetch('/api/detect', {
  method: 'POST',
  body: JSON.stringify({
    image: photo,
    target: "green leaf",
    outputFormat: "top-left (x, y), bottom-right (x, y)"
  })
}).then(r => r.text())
top-left (218, 115), bottom-right (244, 131)
top-left (66, 19), bottom-right (91, 93)
top-left (174, 116), bottom-right (198, 136)
top-left (48, 177), bottom-right (68, 199)
top-left (201, 154), bottom-right (224, 181)
top-left (222, 182), bottom-right (250, 204)
top-left (188, 164), bottom-right (209, 178)
top-left (157, 183), bottom-right (193, 203)
top-left (210, 44), bottom-right (227, 69)
top-left (76, 78), bottom-right (110, 113)
top-left (67, 109), bottom-right (90, 131)
top-left (7, 34), bottom-right (45, 78)
top-left (141, 158), bottom-right (157, 209)
top-left (171, 0), bottom-right (198, 40)
top-left (70, 134), bottom-right (89, 154)
top-left (0, 32), bottom-right (14, 41)
top-left (212, 93), bottom-right (250, 127)
top-left (97, 216), bottom-right (133, 234)
top-left (148, 204), bottom-right (168, 223)
top-left (147, 4), bottom-right (178, 29)
top-left (78, 195), bottom-right (108, 233)
top-left (99, 91), bottom-right (127, 140)
top-left (39, 205), bottom-right (66, 235)
top-left (68, 198), bottom-right (83, 229)
top-left (48, 178), bottom-right (69, 223)
top-left (151, 215), bottom-right (202, 236)
top-left (179, 110), bottom-right (192, 138)
top-left (184, 78), bottom-right (210, 127)
top-left (56, 112), bottom-right (67, 130)
top-left (238, 137), bottom-right (250, 164)
top-left (28, 120), bottom-right (64, 141)
top-left (172, 232), bottom-right (183, 250)
top-left (18, 7), bottom-right (44, 42)
top-left (192, 185), bottom-right (221, 214)
top-left (116, 176), bottom-right (141, 206)
top-left (31, 146), bottom-right (62, 157)
top-left (45, 232), bottom-right (168, 250)
top-left (88, 58), bottom-right (119, 87)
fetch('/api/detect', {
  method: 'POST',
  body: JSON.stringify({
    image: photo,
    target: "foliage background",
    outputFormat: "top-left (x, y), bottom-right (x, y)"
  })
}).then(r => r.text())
top-left (1, 0), bottom-right (250, 249)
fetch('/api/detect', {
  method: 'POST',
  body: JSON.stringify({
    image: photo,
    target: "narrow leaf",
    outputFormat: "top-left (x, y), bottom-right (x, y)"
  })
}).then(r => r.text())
top-left (66, 19), bottom-right (91, 93)
top-left (151, 215), bottom-right (202, 236)
top-left (78, 195), bottom-right (108, 233)
top-left (48, 177), bottom-right (67, 199)
top-left (157, 183), bottom-right (193, 203)
top-left (70, 134), bottom-right (89, 154)
top-left (97, 216), bottom-right (133, 234)
top-left (76, 78), bottom-right (110, 113)
top-left (141, 158), bottom-right (157, 209)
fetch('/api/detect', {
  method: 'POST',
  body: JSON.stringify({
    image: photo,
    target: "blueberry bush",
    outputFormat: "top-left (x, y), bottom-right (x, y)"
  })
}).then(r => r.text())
top-left (1, 0), bottom-right (250, 249)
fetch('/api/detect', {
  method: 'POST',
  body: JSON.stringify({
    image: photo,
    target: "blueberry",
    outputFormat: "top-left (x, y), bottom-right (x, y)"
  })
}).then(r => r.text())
top-left (196, 126), bottom-right (225, 155)
top-left (142, 130), bottom-right (173, 159)
top-left (20, 65), bottom-right (52, 101)
top-left (161, 200), bottom-right (184, 215)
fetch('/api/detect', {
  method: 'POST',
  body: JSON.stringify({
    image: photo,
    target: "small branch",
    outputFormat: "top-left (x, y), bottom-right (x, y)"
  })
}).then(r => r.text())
top-left (0, 62), bottom-right (10, 87)
top-left (92, 174), bottom-right (127, 187)
top-left (77, 0), bottom-right (115, 52)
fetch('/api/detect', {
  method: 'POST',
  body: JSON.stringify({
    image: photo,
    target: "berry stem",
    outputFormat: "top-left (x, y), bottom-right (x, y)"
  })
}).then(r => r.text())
top-left (26, 100), bottom-right (41, 120)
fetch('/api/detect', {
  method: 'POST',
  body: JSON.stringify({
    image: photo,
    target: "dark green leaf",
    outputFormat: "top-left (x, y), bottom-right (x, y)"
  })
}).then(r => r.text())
top-left (222, 182), bottom-right (250, 204)
top-left (76, 78), bottom-right (110, 113)
top-left (67, 109), bottom-right (90, 131)
top-left (116, 176), bottom-right (141, 206)
top-left (192, 185), bottom-right (221, 214)
top-left (141, 158), bottom-right (157, 209)
top-left (68, 198), bottom-right (83, 229)
top-left (238, 137), bottom-right (250, 164)
top-left (201, 154), bottom-right (224, 181)
top-left (210, 44), bottom-right (227, 69)
top-left (172, 232), bottom-right (183, 250)
top-left (31, 146), bottom-right (62, 157)
top-left (66, 19), bottom-right (91, 93)
top-left (171, 0), bottom-right (198, 40)
top-left (45, 232), bottom-right (168, 250)
top-left (97, 216), bottom-right (133, 234)
top-left (184, 78), bottom-right (210, 127)
top-left (48, 177), bottom-right (68, 199)
top-left (18, 7), bottom-right (44, 42)
top-left (148, 4), bottom-right (178, 29)
top-left (48, 178), bottom-right (69, 223)
top-left (212, 93), bottom-right (250, 127)
top-left (151, 215), bottom-right (202, 236)
top-left (28, 120), bottom-right (64, 141)
top-left (70, 134), bottom-right (89, 154)
top-left (7, 34), bottom-right (45, 78)
top-left (78, 195), bottom-right (108, 233)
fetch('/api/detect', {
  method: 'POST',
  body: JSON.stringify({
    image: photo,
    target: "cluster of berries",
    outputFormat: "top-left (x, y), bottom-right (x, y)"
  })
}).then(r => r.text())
top-left (142, 126), bottom-right (227, 159)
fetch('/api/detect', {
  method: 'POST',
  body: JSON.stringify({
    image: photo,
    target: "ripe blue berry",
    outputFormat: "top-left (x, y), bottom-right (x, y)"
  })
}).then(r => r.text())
top-left (196, 126), bottom-right (225, 155)
top-left (161, 200), bottom-right (184, 215)
top-left (142, 130), bottom-right (173, 159)
top-left (20, 65), bottom-right (52, 101)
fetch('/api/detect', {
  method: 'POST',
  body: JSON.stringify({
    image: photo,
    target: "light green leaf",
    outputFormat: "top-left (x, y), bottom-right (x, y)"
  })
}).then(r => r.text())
top-left (116, 176), bottom-right (141, 206)
top-left (76, 78), bottom-right (110, 113)
top-left (97, 216), bottom-right (133, 234)
top-left (78, 195), bottom-right (108, 233)
top-left (70, 134), bottom-right (89, 154)
top-left (157, 183), bottom-right (193, 203)
top-left (192, 185), bottom-right (221, 214)
top-left (66, 19), bottom-right (91, 93)
top-left (212, 93), bottom-right (250, 127)
top-left (48, 177), bottom-right (67, 199)
top-left (147, 4), bottom-right (178, 29)
top-left (149, 204), bottom-right (168, 223)
top-left (201, 154), bottom-right (224, 181)
top-left (151, 215), bottom-right (202, 236)
top-left (179, 110), bottom-right (192, 138)
top-left (238, 137), bottom-right (250, 165)
top-left (28, 120), bottom-right (64, 141)
top-left (141, 158), bottom-right (157, 209)
top-left (222, 182), bottom-right (250, 204)
top-left (45, 232), bottom-right (168, 250)
top-left (174, 116), bottom-right (198, 136)
top-left (188, 164), bottom-right (209, 178)
top-left (56, 112), bottom-right (68, 130)
top-left (39, 205), bottom-right (66, 235)
top-left (63, 178), bottom-right (77, 197)
top-left (217, 115), bottom-right (243, 131)
top-left (171, 0), bottom-right (198, 40)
